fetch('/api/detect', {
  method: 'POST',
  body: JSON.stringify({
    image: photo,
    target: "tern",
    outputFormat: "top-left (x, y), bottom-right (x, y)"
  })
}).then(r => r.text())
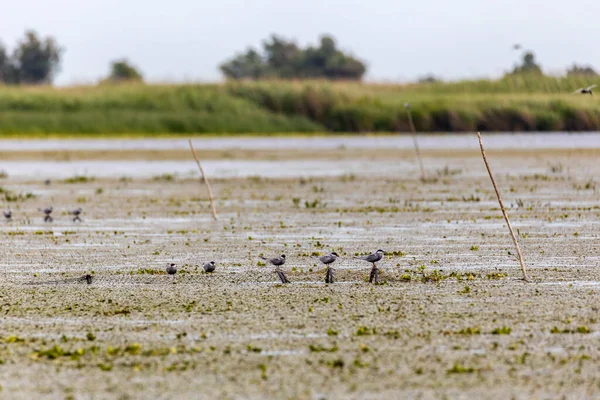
top-left (574, 84), bottom-right (596, 95)
top-left (260, 254), bottom-right (289, 283)
top-left (316, 252), bottom-right (339, 284)
top-left (355, 249), bottom-right (385, 284)
top-left (166, 263), bottom-right (177, 276)
top-left (70, 207), bottom-right (83, 222)
top-left (39, 207), bottom-right (53, 222)
top-left (203, 261), bottom-right (216, 273)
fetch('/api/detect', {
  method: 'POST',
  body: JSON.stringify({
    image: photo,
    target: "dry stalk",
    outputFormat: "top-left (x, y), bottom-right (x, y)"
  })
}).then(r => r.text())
top-left (405, 103), bottom-right (426, 180)
top-left (477, 132), bottom-right (528, 281)
top-left (188, 139), bottom-right (218, 220)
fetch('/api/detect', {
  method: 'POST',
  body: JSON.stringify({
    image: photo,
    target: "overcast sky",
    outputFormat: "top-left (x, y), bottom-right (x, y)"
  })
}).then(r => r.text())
top-left (3, 0), bottom-right (599, 85)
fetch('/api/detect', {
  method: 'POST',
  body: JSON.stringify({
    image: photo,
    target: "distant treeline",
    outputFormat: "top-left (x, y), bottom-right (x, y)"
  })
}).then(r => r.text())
top-left (0, 30), bottom-right (144, 85)
top-left (1, 76), bottom-right (600, 134)
top-left (1, 30), bottom-right (599, 87)
top-left (220, 35), bottom-right (366, 80)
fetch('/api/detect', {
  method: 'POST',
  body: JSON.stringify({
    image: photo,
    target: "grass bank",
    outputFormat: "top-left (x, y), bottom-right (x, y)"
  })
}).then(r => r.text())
top-left (0, 76), bottom-right (599, 134)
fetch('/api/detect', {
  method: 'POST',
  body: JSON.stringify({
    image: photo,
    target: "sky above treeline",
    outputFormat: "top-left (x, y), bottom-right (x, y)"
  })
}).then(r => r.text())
top-left (3, 0), bottom-right (599, 85)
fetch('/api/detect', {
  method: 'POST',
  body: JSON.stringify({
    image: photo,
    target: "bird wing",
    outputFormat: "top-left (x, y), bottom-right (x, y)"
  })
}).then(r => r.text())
top-left (365, 254), bottom-right (378, 262)
top-left (319, 255), bottom-right (334, 264)
top-left (573, 88), bottom-right (584, 93)
top-left (270, 257), bottom-right (284, 266)
top-left (586, 84), bottom-right (597, 91)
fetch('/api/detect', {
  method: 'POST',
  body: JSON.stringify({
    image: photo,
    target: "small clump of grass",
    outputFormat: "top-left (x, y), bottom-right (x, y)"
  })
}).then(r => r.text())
top-left (550, 326), bottom-right (592, 334)
top-left (491, 326), bottom-right (512, 335)
top-left (246, 344), bottom-right (262, 353)
top-left (447, 363), bottom-right (475, 374)
top-left (355, 326), bottom-right (376, 336)
top-left (421, 270), bottom-right (447, 283)
top-left (305, 199), bottom-right (326, 209)
top-left (486, 272), bottom-right (508, 280)
top-left (63, 175), bottom-right (95, 184)
top-left (131, 268), bottom-right (166, 275)
top-left (455, 327), bottom-right (481, 335)
top-left (152, 174), bottom-right (176, 182)
top-left (308, 343), bottom-right (338, 353)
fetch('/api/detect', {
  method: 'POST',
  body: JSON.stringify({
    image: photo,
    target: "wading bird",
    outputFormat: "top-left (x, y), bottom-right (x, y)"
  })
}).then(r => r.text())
top-left (3, 210), bottom-right (12, 221)
top-left (355, 249), bottom-right (385, 284)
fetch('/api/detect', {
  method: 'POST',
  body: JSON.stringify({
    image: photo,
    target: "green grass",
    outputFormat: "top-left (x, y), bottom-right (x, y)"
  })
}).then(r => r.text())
top-left (0, 83), bottom-right (324, 134)
top-left (1, 76), bottom-right (600, 134)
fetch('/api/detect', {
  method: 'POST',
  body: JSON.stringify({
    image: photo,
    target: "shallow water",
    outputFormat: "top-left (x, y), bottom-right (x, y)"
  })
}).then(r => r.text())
top-left (1, 132), bottom-right (599, 151)
top-left (0, 159), bottom-right (417, 179)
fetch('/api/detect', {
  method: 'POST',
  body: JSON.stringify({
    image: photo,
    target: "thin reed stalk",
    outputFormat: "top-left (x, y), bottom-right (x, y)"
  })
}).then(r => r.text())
top-left (477, 132), bottom-right (528, 281)
top-left (405, 103), bottom-right (426, 180)
top-left (188, 139), bottom-right (218, 220)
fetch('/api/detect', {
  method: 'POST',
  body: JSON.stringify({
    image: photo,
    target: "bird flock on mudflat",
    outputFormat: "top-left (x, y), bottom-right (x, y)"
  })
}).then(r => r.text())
top-left (7, 202), bottom-right (386, 286)
top-left (4, 207), bottom-right (83, 223)
top-left (79, 251), bottom-right (386, 286)
top-left (164, 249), bottom-right (385, 284)
top-left (157, 249), bottom-right (387, 285)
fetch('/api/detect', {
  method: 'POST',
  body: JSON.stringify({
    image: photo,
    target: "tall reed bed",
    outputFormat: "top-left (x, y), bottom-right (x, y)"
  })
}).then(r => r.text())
top-left (0, 77), bottom-right (599, 134)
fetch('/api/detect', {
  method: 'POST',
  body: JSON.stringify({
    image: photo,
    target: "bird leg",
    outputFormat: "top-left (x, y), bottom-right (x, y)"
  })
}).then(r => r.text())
top-left (369, 263), bottom-right (379, 284)
top-left (325, 266), bottom-right (335, 284)
top-left (276, 270), bottom-right (290, 284)
top-left (73, 216), bottom-right (82, 222)
top-left (44, 215), bottom-right (53, 223)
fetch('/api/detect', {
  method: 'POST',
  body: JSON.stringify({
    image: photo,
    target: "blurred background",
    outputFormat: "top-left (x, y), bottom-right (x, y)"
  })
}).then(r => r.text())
top-left (2, 0), bottom-right (600, 135)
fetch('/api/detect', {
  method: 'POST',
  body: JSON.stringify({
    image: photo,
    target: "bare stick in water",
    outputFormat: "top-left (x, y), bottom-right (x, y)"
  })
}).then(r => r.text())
top-left (477, 132), bottom-right (528, 281)
top-left (404, 103), bottom-right (426, 180)
top-left (188, 139), bottom-right (218, 220)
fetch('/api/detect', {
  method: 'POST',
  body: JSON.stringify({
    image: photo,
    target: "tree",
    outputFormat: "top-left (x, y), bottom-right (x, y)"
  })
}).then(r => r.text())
top-left (11, 30), bottom-right (62, 84)
top-left (0, 43), bottom-right (12, 84)
top-left (509, 51), bottom-right (543, 75)
top-left (106, 59), bottom-right (144, 82)
top-left (418, 74), bottom-right (441, 83)
top-left (299, 35), bottom-right (366, 80)
top-left (220, 34), bottom-right (367, 80)
top-left (219, 49), bottom-right (265, 80)
top-left (567, 64), bottom-right (598, 77)
top-left (263, 35), bottom-right (301, 78)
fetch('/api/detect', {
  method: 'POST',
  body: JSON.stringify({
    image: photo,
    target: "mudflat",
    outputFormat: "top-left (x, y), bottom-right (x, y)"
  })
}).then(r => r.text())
top-left (0, 137), bottom-right (599, 399)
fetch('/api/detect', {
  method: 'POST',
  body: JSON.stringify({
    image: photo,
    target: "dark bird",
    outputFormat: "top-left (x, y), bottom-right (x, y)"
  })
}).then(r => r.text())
top-left (70, 207), bottom-right (83, 222)
top-left (574, 84), bottom-right (597, 95)
top-left (355, 249), bottom-right (385, 284)
top-left (3, 210), bottom-right (12, 221)
top-left (44, 179), bottom-right (51, 185)
top-left (203, 261), bottom-right (216, 273)
top-left (513, 43), bottom-right (522, 51)
top-left (317, 252), bottom-right (339, 284)
top-left (166, 263), bottom-right (177, 275)
top-left (260, 254), bottom-right (289, 283)
top-left (39, 207), bottom-right (53, 222)
top-left (79, 274), bottom-right (93, 284)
